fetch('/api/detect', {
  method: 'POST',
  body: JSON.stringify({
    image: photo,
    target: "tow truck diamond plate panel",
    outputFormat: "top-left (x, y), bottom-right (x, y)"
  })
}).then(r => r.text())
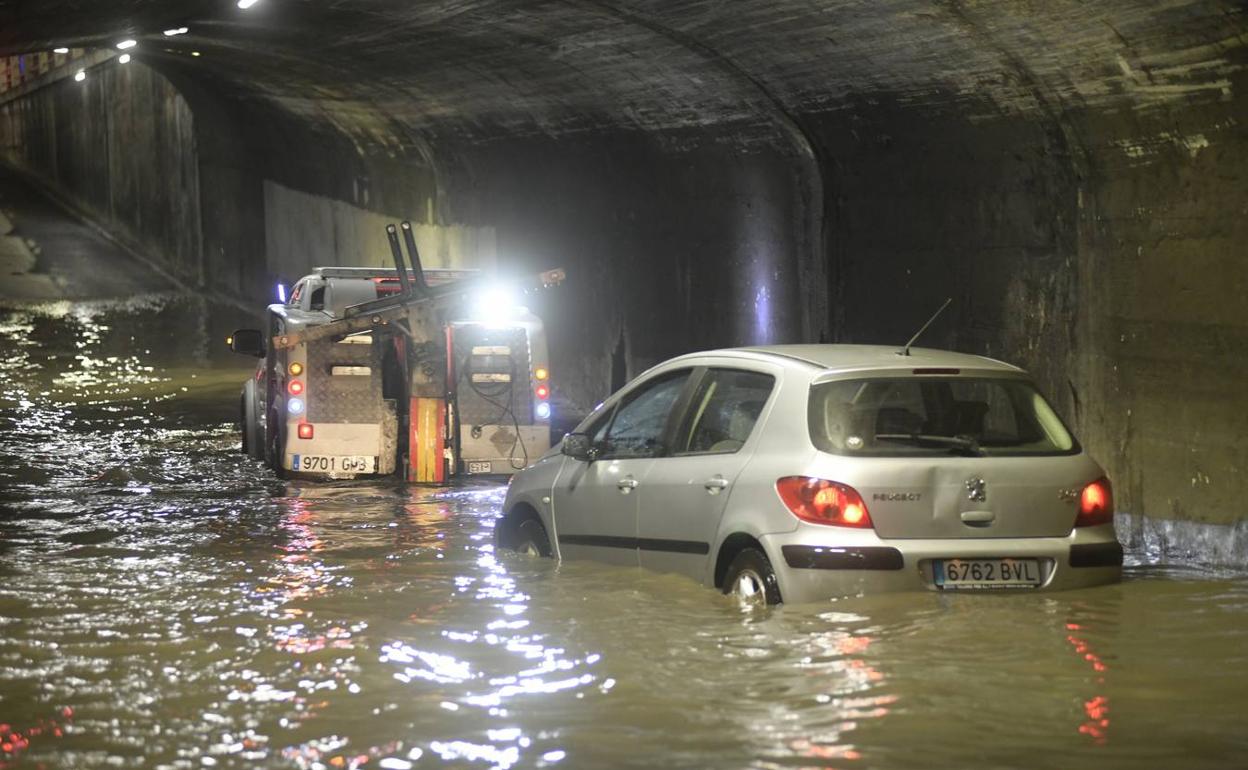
top-left (455, 325), bottom-right (533, 426)
top-left (306, 336), bottom-right (386, 423)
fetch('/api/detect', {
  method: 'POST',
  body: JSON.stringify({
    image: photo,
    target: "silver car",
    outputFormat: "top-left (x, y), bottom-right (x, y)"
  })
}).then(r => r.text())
top-left (497, 345), bottom-right (1122, 605)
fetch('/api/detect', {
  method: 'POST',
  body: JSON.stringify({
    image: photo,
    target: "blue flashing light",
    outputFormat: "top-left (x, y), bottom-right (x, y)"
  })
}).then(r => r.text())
top-left (536, 402), bottom-right (552, 420)
top-left (277, 283), bottom-right (287, 303)
top-left (287, 397), bottom-right (305, 415)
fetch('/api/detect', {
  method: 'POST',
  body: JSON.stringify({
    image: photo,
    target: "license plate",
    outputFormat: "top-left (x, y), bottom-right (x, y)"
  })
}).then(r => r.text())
top-left (292, 455), bottom-right (376, 474)
top-left (466, 461), bottom-right (493, 474)
top-left (933, 558), bottom-right (1041, 589)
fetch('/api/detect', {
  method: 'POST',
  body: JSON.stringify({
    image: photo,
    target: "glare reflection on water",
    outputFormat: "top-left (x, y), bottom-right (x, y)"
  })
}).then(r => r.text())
top-left (2, 296), bottom-right (1248, 769)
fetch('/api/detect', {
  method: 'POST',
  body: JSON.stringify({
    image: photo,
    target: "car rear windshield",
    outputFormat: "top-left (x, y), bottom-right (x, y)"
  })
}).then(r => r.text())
top-left (808, 376), bottom-right (1077, 457)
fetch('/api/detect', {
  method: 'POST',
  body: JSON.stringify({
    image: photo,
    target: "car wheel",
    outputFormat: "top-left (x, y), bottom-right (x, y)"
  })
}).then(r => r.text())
top-left (512, 517), bottom-right (552, 558)
top-left (723, 547), bottom-right (782, 607)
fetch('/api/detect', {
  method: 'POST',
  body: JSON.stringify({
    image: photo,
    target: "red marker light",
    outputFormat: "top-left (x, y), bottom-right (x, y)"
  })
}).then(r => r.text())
top-left (535, 384), bottom-right (550, 399)
top-left (1075, 478), bottom-right (1114, 527)
top-left (776, 477), bottom-right (874, 529)
top-left (297, 423), bottom-right (314, 440)
top-left (288, 380), bottom-right (304, 395)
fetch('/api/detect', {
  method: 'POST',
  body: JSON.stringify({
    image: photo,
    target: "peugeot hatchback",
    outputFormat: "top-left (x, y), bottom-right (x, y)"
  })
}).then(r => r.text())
top-left (497, 345), bottom-right (1122, 605)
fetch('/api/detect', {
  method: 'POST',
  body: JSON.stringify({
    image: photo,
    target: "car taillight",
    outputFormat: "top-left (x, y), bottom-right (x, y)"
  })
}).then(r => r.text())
top-left (1075, 478), bottom-right (1114, 527)
top-left (288, 380), bottom-right (304, 395)
top-left (776, 476), bottom-right (874, 528)
top-left (297, 423), bottom-right (314, 440)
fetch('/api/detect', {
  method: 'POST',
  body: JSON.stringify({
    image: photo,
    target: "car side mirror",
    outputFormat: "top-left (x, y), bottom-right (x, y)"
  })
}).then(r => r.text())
top-left (561, 432), bottom-right (597, 462)
top-left (229, 328), bottom-right (266, 358)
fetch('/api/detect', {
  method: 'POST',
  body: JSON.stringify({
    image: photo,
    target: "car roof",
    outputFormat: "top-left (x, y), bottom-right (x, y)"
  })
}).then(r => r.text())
top-left (684, 344), bottom-right (1024, 374)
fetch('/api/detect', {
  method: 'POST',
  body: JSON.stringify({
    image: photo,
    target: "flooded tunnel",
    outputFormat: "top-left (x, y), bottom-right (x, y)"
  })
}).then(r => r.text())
top-left (1, 1), bottom-right (1247, 767)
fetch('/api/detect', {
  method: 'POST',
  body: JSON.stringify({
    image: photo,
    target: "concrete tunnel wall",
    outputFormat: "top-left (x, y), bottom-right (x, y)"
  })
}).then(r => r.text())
top-left (0, 61), bottom-right (202, 284)
top-left (0, 7), bottom-right (1245, 534)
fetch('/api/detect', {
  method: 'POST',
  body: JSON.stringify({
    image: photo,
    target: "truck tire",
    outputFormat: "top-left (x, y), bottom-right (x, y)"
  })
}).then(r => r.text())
top-left (241, 379), bottom-right (264, 460)
top-left (266, 407), bottom-right (287, 479)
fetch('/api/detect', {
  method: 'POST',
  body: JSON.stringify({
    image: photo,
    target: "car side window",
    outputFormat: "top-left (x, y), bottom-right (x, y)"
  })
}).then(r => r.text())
top-left (676, 369), bottom-right (775, 455)
top-left (599, 371), bottom-right (690, 459)
top-left (579, 405), bottom-right (614, 446)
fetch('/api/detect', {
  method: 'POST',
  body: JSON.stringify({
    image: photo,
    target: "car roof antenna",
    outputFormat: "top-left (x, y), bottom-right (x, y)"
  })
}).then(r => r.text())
top-left (899, 297), bottom-right (953, 356)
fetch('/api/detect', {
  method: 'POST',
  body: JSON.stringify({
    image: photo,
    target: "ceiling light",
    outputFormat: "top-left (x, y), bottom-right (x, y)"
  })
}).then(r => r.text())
top-left (53, 47), bottom-right (69, 54)
top-left (237, 0), bottom-right (261, 8)
top-left (118, 54), bottom-right (131, 64)
top-left (116, 39), bottom-right (137, 50)
top-left (74, 70), bottom-right (86, 82)
top-left (163, 27), bottom-right (189, 36)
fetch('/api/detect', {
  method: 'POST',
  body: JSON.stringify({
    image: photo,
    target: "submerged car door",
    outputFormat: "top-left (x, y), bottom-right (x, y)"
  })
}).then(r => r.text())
top-left (551, 369), bottom-right (693, 567)
top-left (637, 366), bottom-right (778, 582)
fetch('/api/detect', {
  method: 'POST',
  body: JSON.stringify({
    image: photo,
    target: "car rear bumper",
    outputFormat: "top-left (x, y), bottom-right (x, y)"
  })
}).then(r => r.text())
top-left (762, 525), bottom-right (1122, 604)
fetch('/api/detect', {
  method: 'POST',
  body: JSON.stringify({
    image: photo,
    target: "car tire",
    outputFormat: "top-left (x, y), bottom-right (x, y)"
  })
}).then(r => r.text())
top-left (511, 517), bottom-right (553, 558)
top-left (722, 547), bottom-right (783, 606)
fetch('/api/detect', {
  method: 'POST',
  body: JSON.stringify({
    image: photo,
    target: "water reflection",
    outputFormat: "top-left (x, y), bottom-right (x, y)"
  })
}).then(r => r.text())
top-left (2, 297), bottom-right (1248, 769)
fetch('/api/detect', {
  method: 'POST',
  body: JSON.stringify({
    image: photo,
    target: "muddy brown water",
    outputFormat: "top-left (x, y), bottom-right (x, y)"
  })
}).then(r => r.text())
top-left (2, 295), bottom-right (1247, 769)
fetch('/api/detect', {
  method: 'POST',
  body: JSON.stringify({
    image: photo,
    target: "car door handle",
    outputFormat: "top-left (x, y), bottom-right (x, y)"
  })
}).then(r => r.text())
top-left (704, 475), bottom-right (730, 492)
top-left (617, 476), bottom-right (639, 493)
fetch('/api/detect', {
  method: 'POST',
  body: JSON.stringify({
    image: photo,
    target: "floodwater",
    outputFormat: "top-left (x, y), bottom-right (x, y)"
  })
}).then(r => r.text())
top-left (2, 294), bottom-right (1247, 770)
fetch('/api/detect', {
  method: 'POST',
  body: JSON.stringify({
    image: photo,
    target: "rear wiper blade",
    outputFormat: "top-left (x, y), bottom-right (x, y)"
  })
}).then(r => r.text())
top-left (874, 433), bottom-right (983, 455)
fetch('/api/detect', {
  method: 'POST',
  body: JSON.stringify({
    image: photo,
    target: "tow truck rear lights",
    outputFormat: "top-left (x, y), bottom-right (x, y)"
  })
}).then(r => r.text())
top-left (297, 423), bottom-right (314, 440)
top-left (289, 362), bottom-right (303, 376)
top-left (288, 380), bottom-right (304, 395)
top-left (535, 383), bottom-right (550, 400)
top-left (535, 367), bottom-right (549, 381)
top-left (287, 397), bottom-right (305, 415)
top-left (1076, 478), bottom-right (1114, 527)
top-left (776, 477), bottom-right (874, 529)
top-left (536, 402), bottom-right (552, 419)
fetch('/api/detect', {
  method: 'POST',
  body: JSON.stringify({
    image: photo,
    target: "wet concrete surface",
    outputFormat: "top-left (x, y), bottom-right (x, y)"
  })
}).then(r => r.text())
top-left (2, 293), bottom-right (1248, 770)
top-left (0, 167), bottom-right (177, 301)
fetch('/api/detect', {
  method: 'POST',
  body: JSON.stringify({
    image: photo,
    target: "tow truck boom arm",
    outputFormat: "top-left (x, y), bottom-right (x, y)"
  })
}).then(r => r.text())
top-left (271, 267), bottom-right (565, 351)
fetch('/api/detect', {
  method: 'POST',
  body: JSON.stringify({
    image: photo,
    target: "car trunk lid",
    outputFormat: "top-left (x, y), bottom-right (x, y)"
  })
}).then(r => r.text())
top-left (845, 455), bottom-right (1099, 539)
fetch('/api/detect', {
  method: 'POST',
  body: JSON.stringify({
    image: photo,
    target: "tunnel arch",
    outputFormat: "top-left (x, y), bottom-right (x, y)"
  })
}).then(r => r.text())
top-left (0, 0), bottom-right (1244, 529)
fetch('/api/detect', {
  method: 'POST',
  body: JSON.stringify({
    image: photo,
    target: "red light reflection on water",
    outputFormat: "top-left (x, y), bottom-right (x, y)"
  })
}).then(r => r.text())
top-left (785, 633), bottom-right (895, 768)
top-left (0, 707), bottom-right (74, 769)
top-left (1065, 622), bottom-right (1110, 744)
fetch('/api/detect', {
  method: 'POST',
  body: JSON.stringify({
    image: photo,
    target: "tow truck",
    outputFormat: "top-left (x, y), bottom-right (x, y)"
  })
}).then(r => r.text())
top-left (229, 220), bottom-right (564, 482)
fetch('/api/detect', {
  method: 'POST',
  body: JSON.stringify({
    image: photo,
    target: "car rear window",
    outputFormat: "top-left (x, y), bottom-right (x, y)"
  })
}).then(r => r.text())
top-left (808, 376), bottom-right (1077, 457)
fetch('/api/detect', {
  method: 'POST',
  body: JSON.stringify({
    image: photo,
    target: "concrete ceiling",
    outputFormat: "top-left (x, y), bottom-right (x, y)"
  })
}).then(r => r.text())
top-left (2, 0), bottom-right (1243, 146)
